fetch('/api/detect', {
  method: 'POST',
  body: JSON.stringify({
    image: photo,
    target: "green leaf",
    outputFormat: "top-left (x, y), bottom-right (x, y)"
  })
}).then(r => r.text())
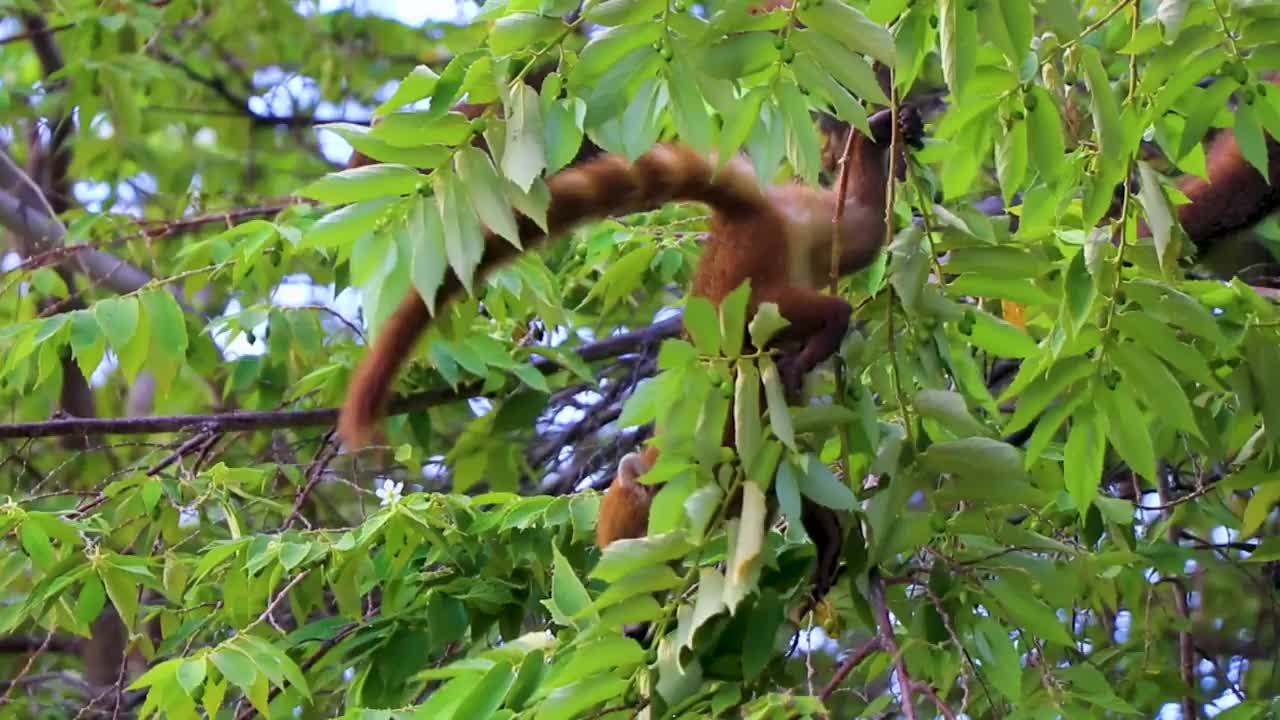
top-left (747, 302), bottom-right (790, 349)
top-left (503, 83), bottom-right (547, 192)
top-left (758, 356), bottom-right (795, 450)
top-left (490, 13), bottom-right (566, 55)
top-left (1025, 86), bottom-right (1066, 182)
top-left (776, 79), bottom-right (822, 184)
top-left (505, 651), bottom-right (547, 712)
top-left (1234, 97), bottom-right (1271, 178)
top-left (939, 0), bottom-right (977, 99)
top-left (551, 637), bottom-right (646, 688)
top-left (724, 481), bottom-right (767, 612)
top-left (543, 98), bottom-right (586, 173)
top-left (586, 0), bottom-right (666, 25)
top-left (973, 618), bottom-right (1021, 701)
top-left (790, 53), bottom-right (872, 137)
top-left (666, 57), bottom-right (715, 157)
top-left (985, 577), bottom-right (1074, 647)
top-left (591, 564), bottom-right (683, 610)
top-left (734, 359), bottom-right (763, 465)
top-left (683, 297), bottom-right (721, 356)
top-left (408, 194), bottom-right (448, 313)
top-left (140, 290), bottom-right (188, 359)
top-left (796, 1), bottom-right (895, 66)
top-left (371, 111), bottom-right (473, 148)
top-left (1076, 45), bottom-right (1127, 172)
top-left (19, 520), bottom-right (55, 571)
top-left (1063, 250), bottom-right (1095, 337)
top-left (298, 164), bottom-right (422, 204)
top-left (1122, 279), bottom-right (1225, 345)
top-left (946, 246), bottom-right (1049, 279)
top-left (1098, 383), bottom-right (1157, 485)
top-left (742, 590), bottom-right (783, 680)
top-left (304, 197), bottom-right (397, 249)
top-left (591, 531), bottom-right (693, 582)
top-left (349, 228), bottom-right (396, 288)
top-left (995, 114), bottom-right (1028, 201)
top-left (1108, 341), bottom-right (1201, 439)
top-left (1064, 403), bottom-right (1105, 514)
top-left (176, 657), bottom-right (207, 695)
top-left (1176, 78), bottom-right (1240, 160)
top-left (374, 65), bottom-right (440, 115)
top-left (457, 147), bottom-right (521, 247)
top-left (454, 660), bottom-right (516, 720)
top-left (434, 170), bottom-right (486, 294)
top-left (535, 675), bottom-right (629, 720)
top-left (1244, 328), bottom-right (1280, 448)
top-left (506, 176), bottom-right (551, 233)
top-left (69, 310), bottom-right (107, 381)
top-left (921, 438), bottom-right (1033, 490)
top-left (278, 542), bottom-right (310, 572)
top-left (550, 544), bottom-right (595, 628)
top-left (966, 310), bottom-right (1038, 358)
top-left (795, 454), bottom-right (856, 511)
top-left (703, 32), bottom-right (780, 79)
top-left (99, 563), bottom-right (140, 630)
top-left (74, 575), bottom-right (107, 628)
top-left (1136, 161), bottom-right (1176, 266)
top-left (318, 123), bottom-right (452, 167)
top-left (571, 23), bottom-right (663, 86)
top-left (914, 389), bottom-right (991, 438)
top-left (94, 296), bottom-right (140, 352)
top-left (790, 30), bottom-right (889, 106)
top-left (718, 86), bottom-right (769, 163)
top-left (209, 648), bottom-right (257, 695)
top-left (719, 280), bottom-right (751, 359)
top-left (582, 245), bottom-right (656, 313)
top-left (1110, 311), bottom-right (1221, 390)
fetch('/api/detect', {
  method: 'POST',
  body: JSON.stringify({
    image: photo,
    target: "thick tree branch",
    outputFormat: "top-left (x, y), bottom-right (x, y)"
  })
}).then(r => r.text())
top-left (0, 317), bottom-right (685, 441)
top-left (868, 571), bottom-right (952, 720)
top-left (0, 22), bottom-right (73, 47)
top-left (0, 154), bottom-right (195, 314)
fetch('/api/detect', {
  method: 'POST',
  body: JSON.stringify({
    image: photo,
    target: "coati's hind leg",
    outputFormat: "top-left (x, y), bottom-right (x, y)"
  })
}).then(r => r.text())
top-left (751, 286), bottom-right (854, 597)
top-left (754, 287), bottom-right (854, 399)
top-left (801, 499), bottom-right (844, 601)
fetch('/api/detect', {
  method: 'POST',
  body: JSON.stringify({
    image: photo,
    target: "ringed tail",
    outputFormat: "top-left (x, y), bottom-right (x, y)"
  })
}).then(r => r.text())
top-left (337, 143), bottom-right (768, 450)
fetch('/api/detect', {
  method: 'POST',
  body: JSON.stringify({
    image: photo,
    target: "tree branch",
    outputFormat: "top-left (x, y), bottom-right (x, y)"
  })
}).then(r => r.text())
top-left (819, 636), bottom-right (882, 701)
top-left (0, 317), bottom-right (685, 440)
top-left (0, 22), bottom-right (73, 47)
top-left (0, 154), bottom-right (195, 314)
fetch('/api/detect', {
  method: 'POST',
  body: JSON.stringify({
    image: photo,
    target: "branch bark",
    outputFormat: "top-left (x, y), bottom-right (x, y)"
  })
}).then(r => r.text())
top-left (0, 316), bottom-right (685, 441)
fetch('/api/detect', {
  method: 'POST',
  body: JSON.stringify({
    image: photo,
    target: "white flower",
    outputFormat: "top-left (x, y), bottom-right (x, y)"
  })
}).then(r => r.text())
top-left (375, 478), bottom-right (404, 506)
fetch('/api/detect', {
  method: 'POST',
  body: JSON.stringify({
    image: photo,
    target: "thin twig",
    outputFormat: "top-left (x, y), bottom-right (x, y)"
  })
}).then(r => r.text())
top-left (233, 606), bottom-right (376, 720)
top-left (0, 630), bottom-right (55, 705)
top-left (819, 636), bottom-right (882, 700)
top-left (283, 431), bottom-right (338, 530)
top-left (243, 570), bottom-right (311, 634)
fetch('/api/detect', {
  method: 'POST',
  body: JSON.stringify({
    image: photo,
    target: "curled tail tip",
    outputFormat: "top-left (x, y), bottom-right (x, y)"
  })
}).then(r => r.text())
top-left (336, 401), bottom-right (377, 451)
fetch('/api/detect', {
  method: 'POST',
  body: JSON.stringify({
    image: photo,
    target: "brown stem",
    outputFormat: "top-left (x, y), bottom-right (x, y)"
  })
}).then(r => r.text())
top-left (819, 636), bottom-right (882, 701)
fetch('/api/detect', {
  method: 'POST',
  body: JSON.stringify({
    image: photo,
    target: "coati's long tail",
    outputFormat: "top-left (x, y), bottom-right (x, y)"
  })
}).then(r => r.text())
top-left (337, 144), bottom-right (768, 449)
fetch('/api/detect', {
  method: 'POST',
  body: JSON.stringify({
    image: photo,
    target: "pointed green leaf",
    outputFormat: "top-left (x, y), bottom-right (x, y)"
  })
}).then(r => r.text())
top-left (298, 164), bottom-right (422, 204)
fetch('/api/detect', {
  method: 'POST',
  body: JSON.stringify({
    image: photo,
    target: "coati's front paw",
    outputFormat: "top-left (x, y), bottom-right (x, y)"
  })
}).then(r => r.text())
top-left (898, 104), bottom-right (924, 149)
top-left (776, 353), bottom-right (807, 402)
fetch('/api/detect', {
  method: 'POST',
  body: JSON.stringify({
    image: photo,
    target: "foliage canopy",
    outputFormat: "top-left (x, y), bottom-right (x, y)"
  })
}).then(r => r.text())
top-left (1, 0), bottom-right (1279, 718)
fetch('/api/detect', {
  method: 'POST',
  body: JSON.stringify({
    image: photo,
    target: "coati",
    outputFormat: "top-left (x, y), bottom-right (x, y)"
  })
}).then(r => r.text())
top-left (338, 104), bottom-right (921, 599)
